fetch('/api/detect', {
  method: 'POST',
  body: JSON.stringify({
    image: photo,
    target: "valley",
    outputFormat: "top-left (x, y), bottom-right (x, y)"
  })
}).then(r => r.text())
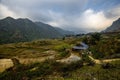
top-left (0, 32), bottom-right (120, 80)
top-left (0, 0), bottom-right (120, 79)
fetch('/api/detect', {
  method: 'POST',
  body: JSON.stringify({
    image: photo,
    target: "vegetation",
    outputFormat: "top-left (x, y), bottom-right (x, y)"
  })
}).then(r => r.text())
top-left (82, 54), bottom-right (95, 66)
top-left (89, 36), bottom-right (120, 59)
top-left (0, 32), bottom-right (120, 80)
top-left (0, 39), bottom-right (66, 58)
top-left (81, 32), bottom-right (120, 59)
top-left (0, 59), bottom-right (83, 80)
top-left (71, 60), bottom-right (120, 80)
top-left (0, 59), bottom-right (119, 80)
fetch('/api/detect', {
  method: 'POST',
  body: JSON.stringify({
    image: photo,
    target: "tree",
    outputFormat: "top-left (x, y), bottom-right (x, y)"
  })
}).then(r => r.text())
top-left (89, 32), bottom-right (101, 45)
top-left (91, 32), bottom-right (101, 41)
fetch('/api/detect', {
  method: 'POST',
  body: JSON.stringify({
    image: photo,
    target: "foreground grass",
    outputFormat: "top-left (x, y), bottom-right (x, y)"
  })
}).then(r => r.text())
top-left (0, 59), bottom-right (119, 80)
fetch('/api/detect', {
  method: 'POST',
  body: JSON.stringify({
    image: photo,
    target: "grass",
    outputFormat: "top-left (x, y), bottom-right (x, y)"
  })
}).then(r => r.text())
top-left (0, 59), bottom-right (83, 80)
top-left (68, 61), bottom-right (120, 80)
top-left (0, 33), bottom-right (120, 80)
top-left (0, 39), bottom-right (75, 59)
top-left (0, 39), bottom-right (61, 58)
top-left (0, 59), bottom-right (119, 80)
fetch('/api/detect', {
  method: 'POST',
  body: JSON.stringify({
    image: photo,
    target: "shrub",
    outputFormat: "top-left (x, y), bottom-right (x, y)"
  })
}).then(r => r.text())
top-left (101, 63), bottom-right (114, 69)
top-left (82, 54), bottom-right (95, 66)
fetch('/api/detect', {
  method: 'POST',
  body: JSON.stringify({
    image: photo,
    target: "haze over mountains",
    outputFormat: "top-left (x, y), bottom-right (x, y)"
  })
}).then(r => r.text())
top-left (0, 17), bottom-right (73, 44)
top-left (104, 18), bottom-right (120, 32)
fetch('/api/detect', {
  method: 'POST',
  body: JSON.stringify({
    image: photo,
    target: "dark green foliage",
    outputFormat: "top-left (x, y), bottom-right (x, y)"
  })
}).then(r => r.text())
top-left (82, 36), bottom-right (88, 44)
top-left (60, 60), bottom-right (83, 72)
top-left (90, 47), bottom-right (104, 59)
top-left (101, 63), bottom-right (114, 69)
top-left (59, 51), bottom-right (69, 57)
top-left (54, 43), bottom-right (71, 58)
top-left (88, 32), bottom-right (101, 45)
top-left (69, 60), bottom-right (120, 80)
top-left (0, 63), bottom-right (29, 80)
top-left (91, 32), bottom-right (101, 41)
top-left (82, 54), bottom-right (95, 66)
top-left (82, 32), bottom-right (101, 45)
top-left (89, 34), bottom-right (120, 59)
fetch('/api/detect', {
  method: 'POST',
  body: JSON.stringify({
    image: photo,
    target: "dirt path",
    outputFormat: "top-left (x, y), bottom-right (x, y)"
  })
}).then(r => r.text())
top-left (88, 55), bottom-right (120, 64)
top-left (0, 51), bottom-right (120, 72)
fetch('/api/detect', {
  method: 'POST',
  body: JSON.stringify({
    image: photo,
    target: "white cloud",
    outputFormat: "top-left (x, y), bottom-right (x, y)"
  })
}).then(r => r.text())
top-left (46, 10), bottom-right (69, 27)
top-left (47, 9), bottom-right (114, 32)
top-left (0, 4), bottom-right (18, 18)
top-left (75, 9), bottom-right (113, 32)
top-left (0, 3), bottom-right (28, 19)
top-left (47, 22), bottom-right (59, 27)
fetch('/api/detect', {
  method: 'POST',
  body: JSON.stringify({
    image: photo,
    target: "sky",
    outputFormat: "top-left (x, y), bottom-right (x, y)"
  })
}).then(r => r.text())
top-left (0, 0), bottom-right (120, 33)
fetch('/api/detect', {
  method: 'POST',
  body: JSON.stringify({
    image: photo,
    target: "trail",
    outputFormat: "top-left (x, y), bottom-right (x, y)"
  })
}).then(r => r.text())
top-left (0, 51), bottom-right (120, 72)
top-left (88, 55), bottom-right (120, 64)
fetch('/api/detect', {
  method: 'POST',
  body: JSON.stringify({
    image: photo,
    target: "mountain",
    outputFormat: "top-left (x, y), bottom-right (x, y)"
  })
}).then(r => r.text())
top-left (54, 27), bottom-right (74, 36)
top-left (104, 18), bottom-right (120, 32)
top-left (0, 17), bottom-right (66, 44)
top-left (35, 22), bottom-right (62, 38)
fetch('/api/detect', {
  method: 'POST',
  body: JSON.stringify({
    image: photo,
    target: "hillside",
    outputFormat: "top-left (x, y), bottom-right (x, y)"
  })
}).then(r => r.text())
top-left (0, 33), bottom-right (120, 80)
top-left (104, 18), bottom-right (120, 32)
top-left (0, 17), bottom-right (73, 44)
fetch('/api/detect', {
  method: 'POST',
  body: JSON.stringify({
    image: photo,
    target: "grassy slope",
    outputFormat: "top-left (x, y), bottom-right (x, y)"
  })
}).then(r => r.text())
top-left (0, 33), bottom-right (120, 80)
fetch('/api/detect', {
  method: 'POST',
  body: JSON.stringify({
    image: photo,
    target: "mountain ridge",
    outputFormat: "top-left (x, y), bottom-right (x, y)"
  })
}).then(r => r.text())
top-left (0, 17), bottom-right (73, 44)
top-left (104, 18), bottom-right (120, 32)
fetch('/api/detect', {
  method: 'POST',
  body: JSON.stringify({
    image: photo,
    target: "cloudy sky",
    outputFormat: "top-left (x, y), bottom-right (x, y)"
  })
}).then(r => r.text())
top-left (0, 0), bottom-right (120, 33)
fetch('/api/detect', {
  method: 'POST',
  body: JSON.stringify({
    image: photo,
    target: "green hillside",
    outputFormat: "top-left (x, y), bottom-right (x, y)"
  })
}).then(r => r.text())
top-left (0, 17), bottom-right (64, 44)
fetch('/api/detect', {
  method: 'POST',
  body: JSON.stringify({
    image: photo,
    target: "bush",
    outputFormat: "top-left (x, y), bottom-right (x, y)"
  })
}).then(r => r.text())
top-left (60, 60), bottom-right (83, 72)
top-left (82, 54), bottom-right (95, 66)
top-left (91, 33), bottom-right (101, 41)
top-left (101, 63), bottom-right (114, 69)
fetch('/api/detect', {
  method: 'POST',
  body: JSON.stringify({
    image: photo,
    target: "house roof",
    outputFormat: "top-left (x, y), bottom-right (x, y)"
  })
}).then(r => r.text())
top-left (73, 42), bottom-right (88, 50)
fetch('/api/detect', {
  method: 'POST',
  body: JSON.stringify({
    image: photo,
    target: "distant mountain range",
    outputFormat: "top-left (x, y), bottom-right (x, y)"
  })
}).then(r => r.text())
top-left (0, 17), bottom-right (74, 44)
top-left (104, 18), bottom-right (120, 32)
top-left (54, 27), bottom-right (74, 35)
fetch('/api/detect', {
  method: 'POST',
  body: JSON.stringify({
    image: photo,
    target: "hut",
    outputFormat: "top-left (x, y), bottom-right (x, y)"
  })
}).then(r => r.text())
top-left (72, 42), bottom-right (88, 51)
